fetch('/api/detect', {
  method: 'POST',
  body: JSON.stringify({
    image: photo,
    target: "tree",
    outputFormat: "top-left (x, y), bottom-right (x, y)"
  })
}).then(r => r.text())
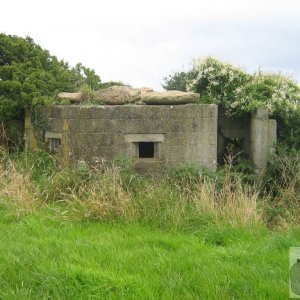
top-left (161, 71), bottom-right (188, 91)
top-left (0, 34), bottom-right (101, 121)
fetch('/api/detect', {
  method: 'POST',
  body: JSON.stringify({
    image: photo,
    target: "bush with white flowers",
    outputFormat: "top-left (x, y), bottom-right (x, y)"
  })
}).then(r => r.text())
top-left (186, 57), bottom-right (300, 116)
top-left (166, 57), bottom-right (300, 148)
top-left (186, 57), bottom-right (251, 114)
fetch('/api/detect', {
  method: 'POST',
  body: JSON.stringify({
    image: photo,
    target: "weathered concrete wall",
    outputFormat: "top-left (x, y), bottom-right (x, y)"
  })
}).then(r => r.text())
top-left (25, 104), bottom-right (277, 172)
top-left (26, 104), bottom-right (218, 171)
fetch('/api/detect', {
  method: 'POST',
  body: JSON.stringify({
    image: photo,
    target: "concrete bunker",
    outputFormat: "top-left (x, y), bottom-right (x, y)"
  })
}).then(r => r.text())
top-left (25, 102), bottom-right (276, 172)
top-left (25, 104), bottom-right (218, 172)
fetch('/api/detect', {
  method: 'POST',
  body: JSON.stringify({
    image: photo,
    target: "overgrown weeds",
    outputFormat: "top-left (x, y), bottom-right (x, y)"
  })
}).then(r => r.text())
top-left (0, 148), bottom-right (299, 229)
top-left (259, 147), bottom-right (300, 227)
top-left (191, 178), bottom-right (261, 226)
top-left (0, 157), bottom-right (40, 217)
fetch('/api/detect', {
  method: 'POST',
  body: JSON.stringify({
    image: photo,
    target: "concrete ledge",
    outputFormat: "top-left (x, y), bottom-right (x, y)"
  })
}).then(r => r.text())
top-left (45, 132), bottom-right (62, 140)
top-left (125, 134), bottom-right (165, 143)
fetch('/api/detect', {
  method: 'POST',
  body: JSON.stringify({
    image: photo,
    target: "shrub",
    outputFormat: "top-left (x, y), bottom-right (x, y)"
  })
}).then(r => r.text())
top-left (186, 57), bottom-right (251, 110)
top-left (163, 57), bottom-right (300, 148)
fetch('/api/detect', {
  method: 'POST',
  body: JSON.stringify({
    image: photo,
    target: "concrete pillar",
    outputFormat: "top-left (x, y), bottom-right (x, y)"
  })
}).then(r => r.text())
top-left (250, 107), bottom-right (270, 170)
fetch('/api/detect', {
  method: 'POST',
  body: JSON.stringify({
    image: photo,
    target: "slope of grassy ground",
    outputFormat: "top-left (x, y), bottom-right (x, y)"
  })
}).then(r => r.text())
top-left (0, 205), bottom-right (299, 299)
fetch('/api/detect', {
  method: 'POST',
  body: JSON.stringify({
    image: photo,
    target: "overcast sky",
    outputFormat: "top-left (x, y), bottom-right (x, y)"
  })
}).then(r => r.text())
top-left (1, 0), bottom-right (300, 90)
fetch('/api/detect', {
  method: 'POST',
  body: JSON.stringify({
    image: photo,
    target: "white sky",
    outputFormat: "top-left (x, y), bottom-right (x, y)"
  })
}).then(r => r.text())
top-left (1, 0), bottom-right (300, 90)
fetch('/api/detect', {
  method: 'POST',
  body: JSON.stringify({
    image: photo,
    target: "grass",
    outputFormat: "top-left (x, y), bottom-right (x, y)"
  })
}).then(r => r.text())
top-left (0, 151), bottom-right (264, 228)
top-left (0, 149), bottom-right (299, 298)
top-left (0, 205), bottom-right (299, 299)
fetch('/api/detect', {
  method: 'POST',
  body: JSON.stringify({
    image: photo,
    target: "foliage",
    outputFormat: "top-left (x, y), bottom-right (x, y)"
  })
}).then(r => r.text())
top-left (260, 147), bottom-right (300, 196)
top-left (187, 57), bottom-right (251, 109)
top-left (73, 63), bottom-right (101, 91)
top-left (258, 146), bottom-right (300, 226)
top-left (0, 34), bottom-right (101, 121)
top-left (99, 80), bottom-right (129, 89)
top-left (162, 71), bottom-right (188, 91)
top-left (163, 56), bottom-right (300, 148)
top-left (78, 84), bottom-right (95, 101)
top-left (2, 150), bottom-right (300, 228)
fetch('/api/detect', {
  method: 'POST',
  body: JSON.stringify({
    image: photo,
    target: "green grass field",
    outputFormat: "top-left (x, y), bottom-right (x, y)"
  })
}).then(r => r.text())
top-left (0, 205), bottom-right (299, 299)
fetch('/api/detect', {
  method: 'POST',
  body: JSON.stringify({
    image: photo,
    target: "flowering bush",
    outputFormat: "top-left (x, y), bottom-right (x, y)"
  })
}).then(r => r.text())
top-left (186, 57), bottom-right (300, 115)
top-left (163, 57), bottom-right (300, 148)
top-left (232, 73), bottom-right (300, 115)
top-left (186, 57), bottom-right (251, 112)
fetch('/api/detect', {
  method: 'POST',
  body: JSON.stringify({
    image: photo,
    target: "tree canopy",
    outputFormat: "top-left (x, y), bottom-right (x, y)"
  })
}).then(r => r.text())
top-left (162, 71), bottom-right (188, 92)
top-left (0, 34), bottom-right (101, 121)
top-left (162, 57), bottom-right (300, 148)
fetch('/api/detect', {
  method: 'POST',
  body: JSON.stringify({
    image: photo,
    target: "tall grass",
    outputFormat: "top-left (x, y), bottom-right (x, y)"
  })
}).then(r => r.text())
top-left (259, 148), bottom-right (300, 227)
top-left (0, 156), bottom-right (40, 216)
top-left (0, 148), bottom-right (299, 228)
top-left (191, 178), bottom-right (260, 226)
